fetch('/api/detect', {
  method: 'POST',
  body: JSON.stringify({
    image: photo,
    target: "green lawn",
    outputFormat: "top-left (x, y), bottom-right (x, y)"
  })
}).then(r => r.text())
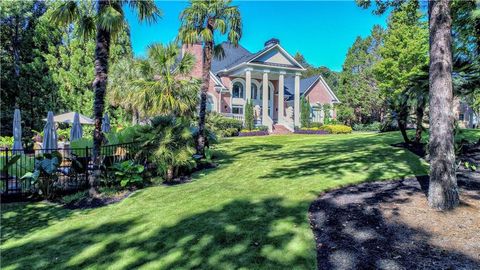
top-left (1, 130), bottom-right (478, 270)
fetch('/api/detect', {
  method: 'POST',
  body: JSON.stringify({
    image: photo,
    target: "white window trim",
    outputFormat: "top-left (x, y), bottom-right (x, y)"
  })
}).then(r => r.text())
top-left (231, 78), bottom-right (246, 99)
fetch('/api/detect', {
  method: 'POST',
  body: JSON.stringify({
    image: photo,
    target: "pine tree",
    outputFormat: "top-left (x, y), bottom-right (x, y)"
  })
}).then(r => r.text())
top-left (244, 99), bottom-right (254, 131)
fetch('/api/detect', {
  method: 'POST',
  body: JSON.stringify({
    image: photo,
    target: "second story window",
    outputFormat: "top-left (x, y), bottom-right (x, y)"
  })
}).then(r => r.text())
top-left (232, 82), bottom-right (243, 98)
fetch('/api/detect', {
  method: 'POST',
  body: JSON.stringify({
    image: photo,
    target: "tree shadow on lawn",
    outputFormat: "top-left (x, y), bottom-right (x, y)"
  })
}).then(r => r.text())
top-left (309, 176), bottom-right (480, 269)
top-left (2, 197), bottom-right (317, 270)
top-left (1, 202), bottom-right (78, 242)
top-left (258, 135), bottom-right (427, 181)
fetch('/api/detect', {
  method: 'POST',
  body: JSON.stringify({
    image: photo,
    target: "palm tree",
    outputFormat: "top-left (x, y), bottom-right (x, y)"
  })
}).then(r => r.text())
top-left (49, 0), bottom-right (160, 195)
top-left (108, 58), bottom-right (143, 124)
top-left (132, 43), bottom-right (200, 117)
top-left (177, 0), bottom-right (242, 156)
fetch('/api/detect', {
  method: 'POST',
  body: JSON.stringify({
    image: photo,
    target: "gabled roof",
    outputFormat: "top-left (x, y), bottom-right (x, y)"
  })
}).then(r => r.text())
top-left (211, 41), bottom-right (304, 74)
top-left (284, 75), bottom-right (340, 103)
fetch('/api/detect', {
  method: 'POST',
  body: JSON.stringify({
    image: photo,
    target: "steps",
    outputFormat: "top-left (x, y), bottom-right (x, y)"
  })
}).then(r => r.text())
top-left (271, 124), bottom-right (293, 135)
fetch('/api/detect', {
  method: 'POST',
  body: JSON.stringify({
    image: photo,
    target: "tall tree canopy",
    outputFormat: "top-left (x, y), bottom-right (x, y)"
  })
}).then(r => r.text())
top-left (373, 0), bottom-right (429, 143)
top-left (336, 25), bottom-right (385, 125)
top-left (0, 0), bottom-right (62, 136)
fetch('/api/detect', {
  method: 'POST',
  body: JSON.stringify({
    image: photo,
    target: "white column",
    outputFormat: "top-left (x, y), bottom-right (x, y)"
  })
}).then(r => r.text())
top-left (245, 69), bottom-right (252, 101)
top-left (262, 70), bottom-right (269, 124)
top-left (278, 72), bottom-right (285, 123)
top-left (244, 69), bottom-right (252, 121)
top-left (218, 91), bottom-right (222, 112)
top-left (294, 73), bottom-right (301, 127)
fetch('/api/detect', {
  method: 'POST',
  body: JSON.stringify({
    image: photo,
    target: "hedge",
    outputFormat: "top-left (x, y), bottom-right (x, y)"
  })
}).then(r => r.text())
top-left (320, 124), bottom-right (352, 134)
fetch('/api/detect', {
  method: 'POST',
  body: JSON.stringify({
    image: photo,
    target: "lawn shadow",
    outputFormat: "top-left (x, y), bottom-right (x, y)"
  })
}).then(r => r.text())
top-left (1, 202), bottom-right (76, 242)
top-left (309, 176), bottom-right (480, 269)
top-left (258, 134), bottom-right (426, 181)
top-left (2, 197), bottom-right (316, 269)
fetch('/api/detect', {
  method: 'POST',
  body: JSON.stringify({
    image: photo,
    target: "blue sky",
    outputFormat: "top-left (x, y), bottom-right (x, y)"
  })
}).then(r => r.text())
top-left (125, 1), bottom-right (388, 72)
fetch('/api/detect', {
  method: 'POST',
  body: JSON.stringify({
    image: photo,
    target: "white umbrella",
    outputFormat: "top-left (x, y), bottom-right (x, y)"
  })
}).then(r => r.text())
top-left (102, 112), bottom-right (111, 133)
top-left (43, 112), bottom-right (94, 125)
top-left (12, 109), bottom-right (23, 154)
top-left (70, 112), bottom-right (83, 141)
top-left (42, 111), bottom-right (58, 153)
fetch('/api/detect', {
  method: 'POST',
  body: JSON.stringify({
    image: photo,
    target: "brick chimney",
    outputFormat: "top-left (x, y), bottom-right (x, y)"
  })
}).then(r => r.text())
top-left (181, 43), bottom-right (203, 79)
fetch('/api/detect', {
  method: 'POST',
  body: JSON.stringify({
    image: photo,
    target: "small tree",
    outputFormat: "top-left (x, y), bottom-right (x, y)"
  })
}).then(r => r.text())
top-left (323, 103), bottom-right (332, 124)
top-left (300, 97), bottom-right (312, 128)
top-left (244, 99), bottom-right (254, 131)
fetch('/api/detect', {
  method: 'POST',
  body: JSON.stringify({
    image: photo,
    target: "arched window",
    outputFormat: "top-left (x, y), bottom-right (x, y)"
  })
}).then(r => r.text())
top-left (232, 81), bottom-right (243, 98)
top-left (251, 84), bottom-right (258, 99)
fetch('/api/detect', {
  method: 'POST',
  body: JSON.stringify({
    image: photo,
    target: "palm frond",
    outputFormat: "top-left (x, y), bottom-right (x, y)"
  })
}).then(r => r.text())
top-left (49, 1), bottom-right (79, 26)
top-left (129, 0), bottom-right (162, 23)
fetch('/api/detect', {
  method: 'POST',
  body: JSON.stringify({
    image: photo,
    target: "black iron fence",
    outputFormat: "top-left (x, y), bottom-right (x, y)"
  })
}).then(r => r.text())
top-left (0, 141), bottom-right (147, 198)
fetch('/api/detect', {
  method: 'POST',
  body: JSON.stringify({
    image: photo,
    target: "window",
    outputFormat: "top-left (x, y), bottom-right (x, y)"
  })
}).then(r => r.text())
top-left (459, 114), bottom-right (464, 121)
top-left (251, 84), bottom-right (258, 99)
top-left (259, 85), bottom-right (272, 100)
top-left (232, 105), bottom-right (243, 115)
top-left (232, 82), bottom-right (243, 98)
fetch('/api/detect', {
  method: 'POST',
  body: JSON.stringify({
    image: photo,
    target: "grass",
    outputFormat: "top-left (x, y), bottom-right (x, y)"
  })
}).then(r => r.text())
top-left (1, 130), bottom-right (478, 270)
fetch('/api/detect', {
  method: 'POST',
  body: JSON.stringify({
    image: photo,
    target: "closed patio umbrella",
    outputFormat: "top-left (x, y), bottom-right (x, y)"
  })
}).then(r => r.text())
top-left (42, 111), bottom-right (58, 153)
top-left (70, 112), bottom-right (83, 141)
top-left (12, 109), bottom-right (23, 154)
top-left (102, 112), bottom-right (111, 133)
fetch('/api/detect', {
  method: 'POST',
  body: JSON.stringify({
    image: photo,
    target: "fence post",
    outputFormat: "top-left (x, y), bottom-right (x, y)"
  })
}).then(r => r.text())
top-left (85, 146), bottom-right (89, 185)
top-left (4, 148), bottom-right (9, 195)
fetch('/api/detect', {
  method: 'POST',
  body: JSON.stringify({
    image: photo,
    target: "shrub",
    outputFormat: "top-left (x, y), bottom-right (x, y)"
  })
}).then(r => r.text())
top-left (352, 122), bottom-right (382, 132)
top-left (148, 116), bottom-right (196, 181)
top-left (206, 112), bottom-right (243, 137)
top-left (111, 160), bottom-right (145, 188)
top-left (21, 152), bottom-right (62, 199)
top-left (310, 122), bottom-right (323, 129)
top-left (0, 136), bottom-right (14, 149)
top-left (70, 138), bottom-right (93, 156)
top-left (256, 125), bottom-right (269, 132)
top-left (321, 124), bottom-right (352, 134)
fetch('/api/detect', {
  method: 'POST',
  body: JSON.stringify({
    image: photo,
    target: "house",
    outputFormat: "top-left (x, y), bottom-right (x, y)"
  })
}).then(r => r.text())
top-left (454, 99), bottom-right (478, 129)
top-left (181, 38), bottom-right (340, 132)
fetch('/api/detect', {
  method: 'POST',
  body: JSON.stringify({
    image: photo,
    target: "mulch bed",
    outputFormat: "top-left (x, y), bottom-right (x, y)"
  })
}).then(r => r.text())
top-left (309, 176), bottom-right (480, 270)
top-left (64, 190), bottom-right (133, 210)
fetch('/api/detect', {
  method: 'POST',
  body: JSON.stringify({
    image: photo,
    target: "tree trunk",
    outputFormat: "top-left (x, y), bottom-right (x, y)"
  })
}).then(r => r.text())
top-left (166, 166), bottom-right (174, 182)
top-left (397, 102), bottom-right (411, 144)
top-left (90, 1), bottom-right (111, 196)
top-left (196, 28), bottom-right (214, 156)
top-left (414, 97), bottom-right (426, 143)
top-left (428, 0), bottom-right (459, 210)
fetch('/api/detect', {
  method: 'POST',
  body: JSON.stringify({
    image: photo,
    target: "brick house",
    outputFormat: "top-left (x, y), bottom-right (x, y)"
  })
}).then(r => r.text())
top-left (182, 38), bottom-right (340, 132)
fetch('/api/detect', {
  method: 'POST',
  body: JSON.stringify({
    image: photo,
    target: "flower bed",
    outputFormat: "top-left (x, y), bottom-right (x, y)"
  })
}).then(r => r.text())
top-left (238, 130), bottom-right (269, 137)
top-left (294, 129), bottom-right (329, 135)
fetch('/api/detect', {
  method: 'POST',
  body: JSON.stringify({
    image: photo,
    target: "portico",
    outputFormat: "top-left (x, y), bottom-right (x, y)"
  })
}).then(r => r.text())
top-left (231, 67), bottom-right (302, 131)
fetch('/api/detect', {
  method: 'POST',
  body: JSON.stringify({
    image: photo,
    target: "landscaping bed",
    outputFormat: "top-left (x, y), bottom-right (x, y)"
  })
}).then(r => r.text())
top-left (309, 176), bottom-right (480, 270)
top-left (238, 130), bottom-right (269, 136)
